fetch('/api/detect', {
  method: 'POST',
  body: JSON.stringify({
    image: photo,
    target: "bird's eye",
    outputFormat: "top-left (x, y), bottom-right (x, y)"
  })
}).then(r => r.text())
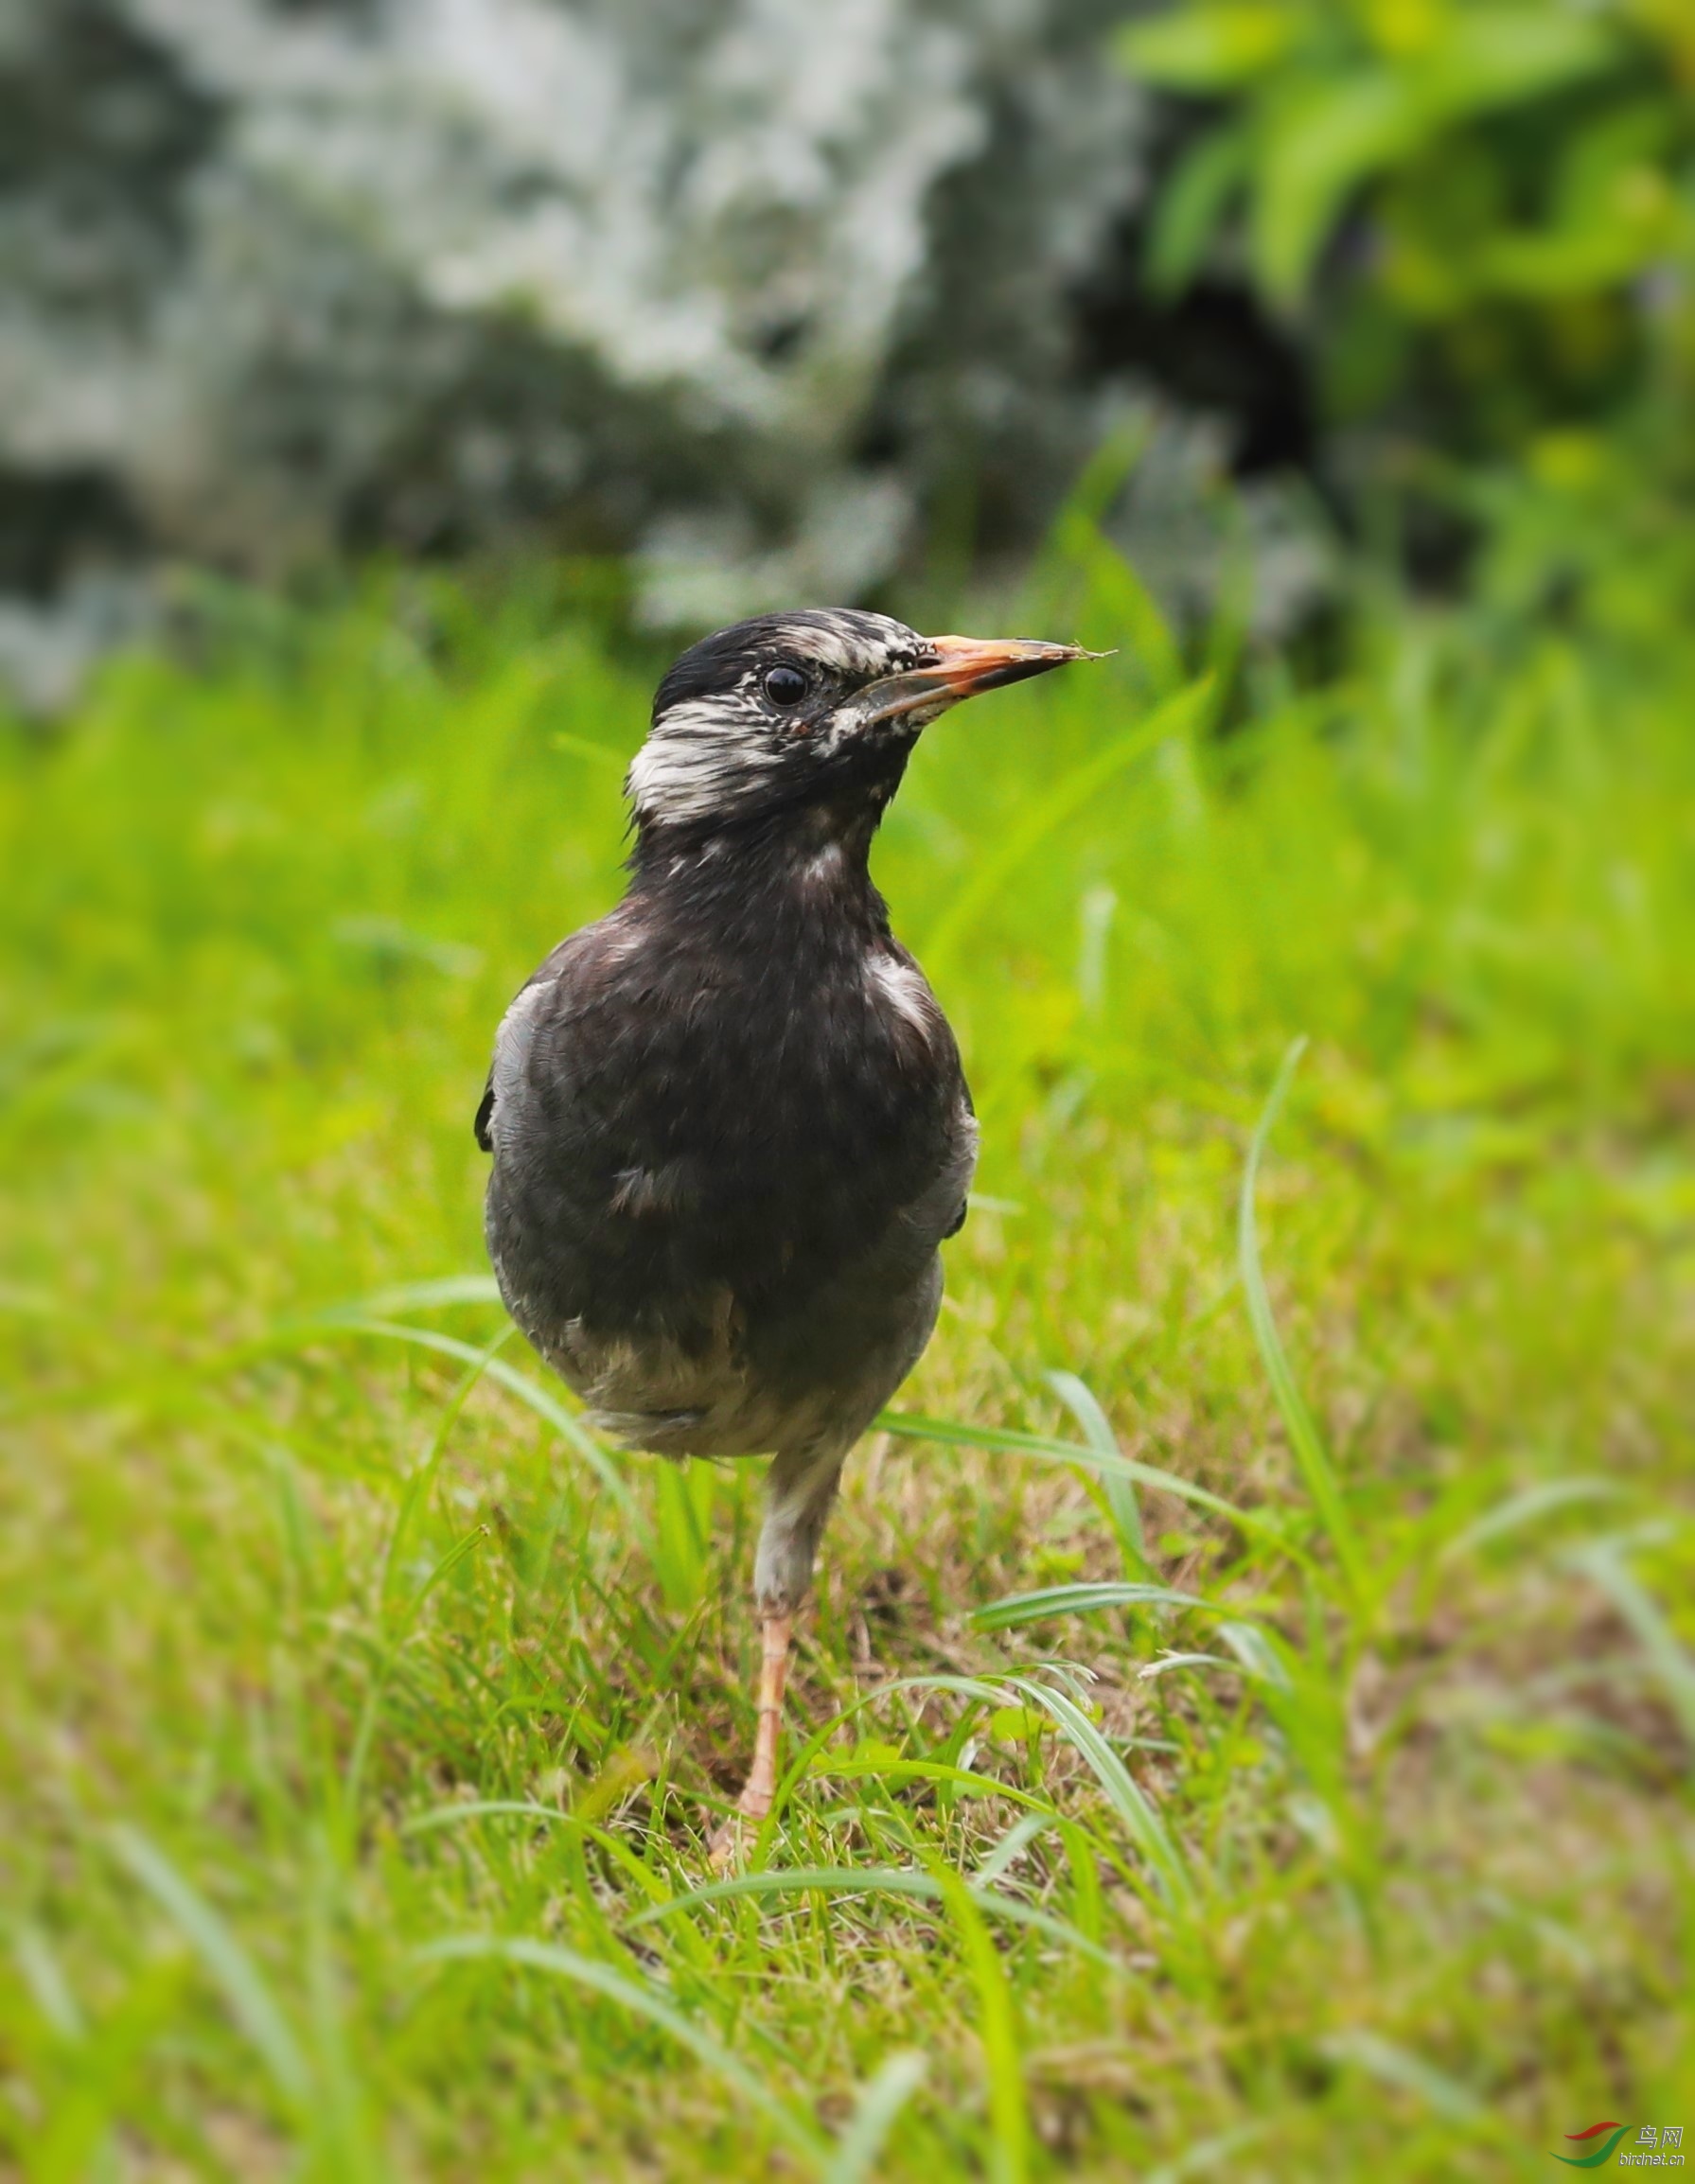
top-left (762, 665), bottom-right (809, 709)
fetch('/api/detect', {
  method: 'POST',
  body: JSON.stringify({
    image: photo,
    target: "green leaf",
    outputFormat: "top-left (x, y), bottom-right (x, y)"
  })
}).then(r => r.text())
top-left (1118, 7), bottom-right (1293, 91)
top-left (879, 1409), bottom-right (1322, 1576)
top-left (622, 1865), bottom-right (1126, 1976)
top-left (1252, 73), bottom-right (1418, 309)
top-left (651, 1455), bottom-right (717, 1614)
top-left (1437, 1477), bottom-right (1628, 1560)
top-left (1565, 1532), bottom-right (1695, 1749)
top-left (267, 1312), bottom-right (639, 1521)
top-left (1002, 1677), bottom-right (1196, 1912)
top-left (1146, 125), bottom-right (1252, 297)
top-left (1416, 12), bottom-right (1617, 128)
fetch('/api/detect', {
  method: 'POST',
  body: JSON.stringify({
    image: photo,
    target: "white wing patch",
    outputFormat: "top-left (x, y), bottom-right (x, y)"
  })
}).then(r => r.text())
top-left (868, 953), bottom-right (935, 1036)
top-left (486, 978), bottom-right (552, 1154)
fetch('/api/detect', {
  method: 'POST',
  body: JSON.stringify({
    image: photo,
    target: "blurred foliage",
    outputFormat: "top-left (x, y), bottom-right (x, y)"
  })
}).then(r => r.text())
top-left (1121, 0), bottom-right (1695, 633)
top-left (0, 0), bottom-right (1171, 706)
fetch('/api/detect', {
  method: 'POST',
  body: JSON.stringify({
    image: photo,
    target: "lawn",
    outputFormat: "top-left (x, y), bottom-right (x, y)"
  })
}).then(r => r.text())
top-left (2, 530), bottom-right (1692, 2181)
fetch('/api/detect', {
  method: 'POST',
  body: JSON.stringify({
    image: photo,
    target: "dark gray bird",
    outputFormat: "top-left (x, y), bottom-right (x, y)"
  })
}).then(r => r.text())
top-left (475, 608), bottom-right (1096, 1852)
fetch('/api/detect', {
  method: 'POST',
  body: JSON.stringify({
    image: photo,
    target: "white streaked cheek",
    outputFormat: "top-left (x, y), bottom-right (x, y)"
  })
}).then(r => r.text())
top-left (627, 728), bottom-right (784, 825)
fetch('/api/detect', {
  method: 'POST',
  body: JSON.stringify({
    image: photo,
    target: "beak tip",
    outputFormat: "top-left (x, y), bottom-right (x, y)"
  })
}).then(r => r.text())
top-left (921, 631), bottom-right (1114, 697)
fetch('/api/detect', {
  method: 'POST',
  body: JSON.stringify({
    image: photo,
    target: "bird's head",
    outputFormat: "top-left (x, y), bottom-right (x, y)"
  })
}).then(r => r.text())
top-left (627, 608), bottom-right (1099, 851)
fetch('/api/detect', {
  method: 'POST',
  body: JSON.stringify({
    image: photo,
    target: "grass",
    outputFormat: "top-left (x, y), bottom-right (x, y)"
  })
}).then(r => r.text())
top-left (1, 525), bottom-right (1692, 2180)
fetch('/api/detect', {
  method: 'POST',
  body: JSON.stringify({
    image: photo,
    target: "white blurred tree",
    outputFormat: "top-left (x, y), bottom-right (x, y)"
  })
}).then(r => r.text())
top-left (0, 0), bottom-right (1161, 697)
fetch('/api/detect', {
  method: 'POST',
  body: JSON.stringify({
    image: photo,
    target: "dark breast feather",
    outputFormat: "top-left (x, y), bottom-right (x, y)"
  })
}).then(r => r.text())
top-left (481, 875), bottom-right (973, 1383)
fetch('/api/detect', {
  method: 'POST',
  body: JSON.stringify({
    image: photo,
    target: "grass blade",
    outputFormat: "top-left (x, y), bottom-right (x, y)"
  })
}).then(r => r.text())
top-left (928, 1861), bottom-right (1029, 2184)
top-left (417, 1935), bottom-right (824, 2164)
top-left (318, 1276), bottom-right (504, 1316)
top-left (1565, 1534), bottom-right (1695, 1748)
top-left (13, 1928), bottom-right (85, 2041)
top-left (1003, 1677), bottom-right (1196, 1912)
top-left (110, 1827), bottom-right (309, 2106)
top-left (1438, 1477), bottom-right (1629, 1561)
top-left (624, 1866), bottom-right (1129, 1975)
top-left (824, 2052), bottom-right (927, 2184)
top-left (1145, 2122), bottom-right (1272, 2184)
top-left (1045, 1367), bottom-right (1149, 1575)
top-left (880, 1411), bottom-right (1319, 1574)
top-left (268, 1313), bottom-right (639, 1520)
top-left (1322, 2032), bottom-right (1498, 2137)
top-left (1238, 1038), bottom-right (1365, 1598)
top-left (973, 1581), bottom-right (1226, 1631)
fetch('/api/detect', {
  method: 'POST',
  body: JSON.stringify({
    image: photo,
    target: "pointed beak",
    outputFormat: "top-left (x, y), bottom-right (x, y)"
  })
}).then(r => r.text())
top-left (856, 633), bottom-right (1106, 726)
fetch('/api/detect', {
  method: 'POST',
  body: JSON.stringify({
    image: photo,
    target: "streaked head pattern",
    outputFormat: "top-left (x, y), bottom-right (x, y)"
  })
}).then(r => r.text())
top-left (627, 608), bottom-right (1096, 837)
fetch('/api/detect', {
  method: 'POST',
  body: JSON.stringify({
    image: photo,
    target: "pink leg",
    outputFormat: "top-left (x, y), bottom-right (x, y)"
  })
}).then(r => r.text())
top-left (709, 1612), bottom-right (793, 1867)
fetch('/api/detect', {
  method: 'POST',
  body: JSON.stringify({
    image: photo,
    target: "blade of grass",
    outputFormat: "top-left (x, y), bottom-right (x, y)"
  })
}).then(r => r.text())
top-left (342, 1522), bottom-right (490, 1837)
top-left (1238, 1038), bottom-right (1365, 1599)
top-left (1001, 1675), bottom-right (1197, 1913)
top-left (1438, 1477), bottom-right (1630, 1560)
top-left (803, 1755), bottom-right (1064, 1815)
top-left (1320, 2031), bottom-right (1533, 2165)
top-left (823, 2051), bottom-right (927, 2184)
top-left (972, 1580), bottom-right (1240, 1632)
top-left (975, 1814), bottom-right (1054, 1886)
top-left (377, 1322), bottom-right (516, 1613)
top-left (403, 1801), bottom-right (671, 1904)
top-left (265, 1313), bottom-right (638, 1520)
top-left (623, 1866), bottom-right (1129, 1977)
top-left (927, 1860), bottom-right (1029, 2184)
top-left (13, 1927), bottom-right (86, 2041)
top-left (320, 1275), bottom-right (505, 1315)
top-left (416, 1935), bottom-right (824, 2165)
top-left (1145, 2122), bottom-right (1273, 2184)
top-left (1045, 1367), bottom-right (1150, 1576)
top-left (879, 1411), bottom-right (1318, 1576)
top-left (110, 1828), bottom-right (309, 2107)
top-left (1565, 1533), bottom-right (1695, 1749)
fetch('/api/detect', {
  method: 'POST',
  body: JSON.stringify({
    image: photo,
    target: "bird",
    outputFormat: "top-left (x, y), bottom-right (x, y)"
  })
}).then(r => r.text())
top-left (474, 608), bottom-right (1097, 1857)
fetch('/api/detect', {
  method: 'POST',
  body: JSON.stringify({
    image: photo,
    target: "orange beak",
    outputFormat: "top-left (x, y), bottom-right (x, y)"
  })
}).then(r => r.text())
top-left (856, 632), bottom-right (1105, 725)
top-left (922, 632), bottom-right (1105, 696)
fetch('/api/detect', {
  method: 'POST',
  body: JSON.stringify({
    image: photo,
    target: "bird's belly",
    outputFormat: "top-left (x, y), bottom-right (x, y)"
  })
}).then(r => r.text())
top-left (492, 1228), bottom-right (944, 1464)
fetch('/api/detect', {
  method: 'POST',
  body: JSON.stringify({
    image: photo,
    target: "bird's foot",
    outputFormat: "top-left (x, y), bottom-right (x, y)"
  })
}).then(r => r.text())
top-left (707, 1778), bottom-right (775, 1871)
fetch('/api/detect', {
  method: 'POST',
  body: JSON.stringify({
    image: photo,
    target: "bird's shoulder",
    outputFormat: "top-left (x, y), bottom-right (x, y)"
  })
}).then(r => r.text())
top-left (472, 913), bottom-right (634, 1151)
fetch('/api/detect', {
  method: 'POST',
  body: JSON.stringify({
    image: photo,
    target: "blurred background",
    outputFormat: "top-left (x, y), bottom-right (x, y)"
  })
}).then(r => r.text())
top-left (4, 0), bottom-right (1688, 703)
top-left (3, 5), bottom-right (1693, 2178)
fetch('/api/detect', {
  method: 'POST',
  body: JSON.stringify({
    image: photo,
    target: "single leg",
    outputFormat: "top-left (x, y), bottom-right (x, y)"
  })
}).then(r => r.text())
top-left (708, 1441), bottom-right (845, 1867)
top-left (709, 1613), bottom-right (791, 1868)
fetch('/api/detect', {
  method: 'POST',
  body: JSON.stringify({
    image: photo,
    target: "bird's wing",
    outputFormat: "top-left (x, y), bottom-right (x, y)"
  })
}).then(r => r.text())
top-left (473, 928), bottom-right (593, 1153)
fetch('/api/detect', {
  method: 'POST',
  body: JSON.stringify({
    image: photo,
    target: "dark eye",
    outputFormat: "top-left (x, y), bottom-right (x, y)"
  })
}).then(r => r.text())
top-left (762, 664), bottom-right (809, 709)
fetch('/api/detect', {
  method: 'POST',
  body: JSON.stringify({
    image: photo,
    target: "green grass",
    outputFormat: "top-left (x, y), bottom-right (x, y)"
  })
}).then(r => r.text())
top-left (2, 535), bottom-right (1692, 2180)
